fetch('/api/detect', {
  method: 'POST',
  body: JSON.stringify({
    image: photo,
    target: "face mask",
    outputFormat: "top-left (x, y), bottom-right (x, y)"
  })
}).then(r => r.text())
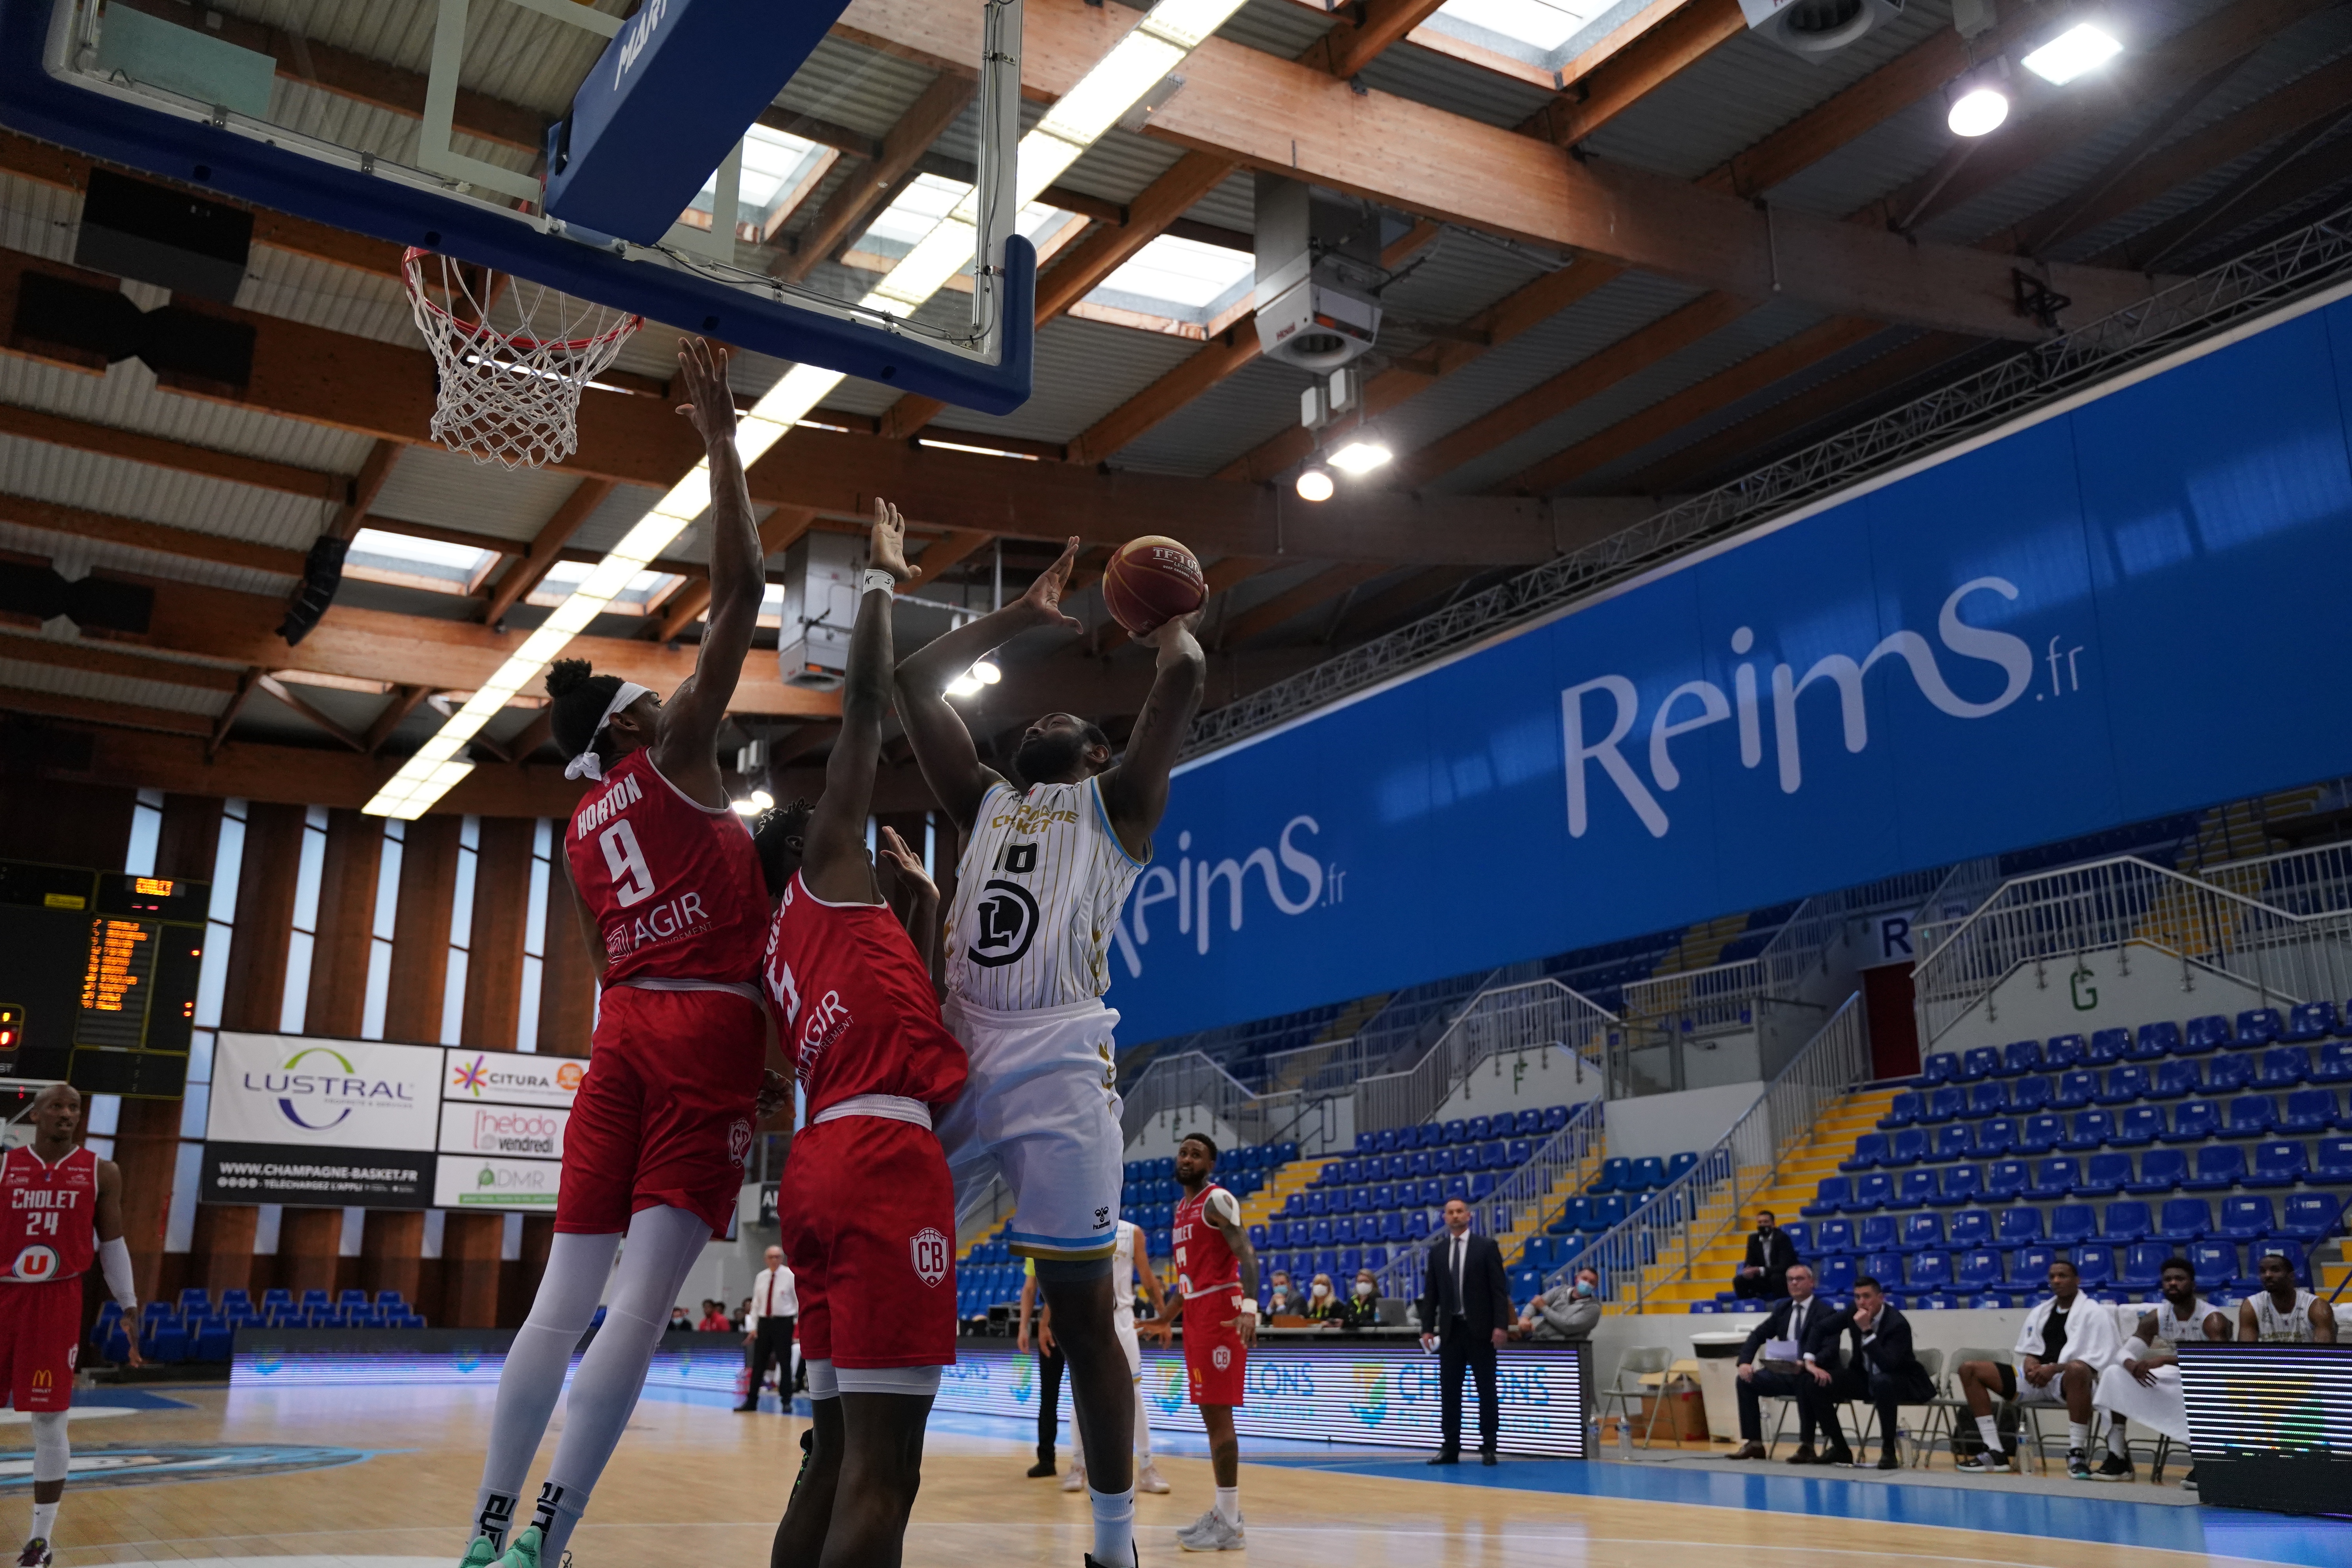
top-left (1312, 1283), bottom-right (1330, 1298)
top-left (1354, 1281), bottom-right (1374, 1299)
top-left (1572, 1281), bottom-right (1594, 1298)
top-left (1014, 728), bottom-right (1088, 781)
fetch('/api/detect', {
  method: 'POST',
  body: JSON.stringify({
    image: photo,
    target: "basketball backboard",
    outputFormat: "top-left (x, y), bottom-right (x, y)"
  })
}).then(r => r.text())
top-left (0, 0), bottom-right (1034, 412)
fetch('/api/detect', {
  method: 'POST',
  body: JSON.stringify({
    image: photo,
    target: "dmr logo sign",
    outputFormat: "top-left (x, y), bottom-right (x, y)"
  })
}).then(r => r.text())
top-left (1110, 816), bottom-right (1343, 980)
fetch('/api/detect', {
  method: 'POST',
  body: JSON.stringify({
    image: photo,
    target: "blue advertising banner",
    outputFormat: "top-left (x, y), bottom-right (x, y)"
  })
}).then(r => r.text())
top-left (1103, 290), bottom-right (2352, 1044)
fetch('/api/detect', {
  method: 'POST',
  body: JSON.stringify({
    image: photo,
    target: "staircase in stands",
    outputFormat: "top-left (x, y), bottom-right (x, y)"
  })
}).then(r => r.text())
top-left (1626, 1086), bottom-right (1902, 1312)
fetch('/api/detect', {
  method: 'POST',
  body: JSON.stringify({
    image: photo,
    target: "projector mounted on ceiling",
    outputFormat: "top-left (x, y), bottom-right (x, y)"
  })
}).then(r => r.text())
top-left (1252, 174), bottom-right (1386, 373)
top-left (1740, 0), bottom-right (1904, 58)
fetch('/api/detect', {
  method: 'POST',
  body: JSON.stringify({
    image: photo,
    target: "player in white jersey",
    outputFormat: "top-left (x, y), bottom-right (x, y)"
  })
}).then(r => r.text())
top-left (2239, 1249), bottom-right (2336, 1344)
top-left (2092, 1256), bottom-right (2228, 1481)
top-left (1061, 1219), bottom-right (1171, 1496)
top-left (896, 535), bottom-right (1204, 1568)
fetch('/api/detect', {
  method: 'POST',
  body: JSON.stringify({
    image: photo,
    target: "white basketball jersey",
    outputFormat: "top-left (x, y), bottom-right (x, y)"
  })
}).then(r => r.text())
top-left (2154, 1297), bottom-right (2217, 1347)
top-left (2254, 1288), bottom-right (2318, 1343)
top-left (946, 779), bottom-right (1145, 1011)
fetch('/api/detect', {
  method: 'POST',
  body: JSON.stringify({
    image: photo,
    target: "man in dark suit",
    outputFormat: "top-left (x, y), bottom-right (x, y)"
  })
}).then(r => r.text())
top-left (1816, 1275), bottom-right (1937, 1470)
top-left (1416, 1197), bottom-right (1512, 1465)
top-left (1728, 1262), bottom-right (1851, 1463)
top-left (1733, 1209), bottom-right (1799, 1301)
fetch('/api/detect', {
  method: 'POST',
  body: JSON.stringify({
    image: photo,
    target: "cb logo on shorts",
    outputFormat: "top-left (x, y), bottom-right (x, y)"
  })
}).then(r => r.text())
top-left (727, 1119), bottom-right (753, 1167)
top-left (1212, 1345), bottom-right (1231, 1370)
top-left (910, 1227), bottom-right (949, 1287)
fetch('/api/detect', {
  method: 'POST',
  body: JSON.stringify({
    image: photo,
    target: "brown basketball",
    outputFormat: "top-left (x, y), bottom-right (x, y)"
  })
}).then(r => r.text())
top-left (1102, 535), bottom-right (1207, 637)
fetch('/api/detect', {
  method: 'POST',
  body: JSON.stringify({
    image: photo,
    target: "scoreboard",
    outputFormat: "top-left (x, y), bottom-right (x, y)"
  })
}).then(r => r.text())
top-left (0, 859), bottom-right (207, 1098)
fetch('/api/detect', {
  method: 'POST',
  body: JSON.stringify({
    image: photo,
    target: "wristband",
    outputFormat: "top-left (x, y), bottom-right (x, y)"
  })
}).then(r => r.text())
top-left (861, 569), bottom-right (897, 597)
top-left (1237, 1298), bottom-right (1259, 1317)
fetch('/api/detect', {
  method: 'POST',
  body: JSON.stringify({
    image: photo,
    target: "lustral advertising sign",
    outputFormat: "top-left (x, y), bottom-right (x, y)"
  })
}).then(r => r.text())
top-left (204, 1034), bottom-right (584, 1210)
top-left (934, 1341), bottom-right (1587, 1457)
top-left (1103, 293), bottom-right (2352, 1043)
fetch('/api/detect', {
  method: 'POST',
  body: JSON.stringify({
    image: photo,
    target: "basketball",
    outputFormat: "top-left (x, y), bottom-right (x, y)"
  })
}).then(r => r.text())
top-left (1102, 536), bottom-right (1208, 637)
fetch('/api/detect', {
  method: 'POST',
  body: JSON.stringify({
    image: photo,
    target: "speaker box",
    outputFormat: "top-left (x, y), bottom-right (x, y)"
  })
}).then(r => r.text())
top-left (72, 168), bottom-right (253, 303)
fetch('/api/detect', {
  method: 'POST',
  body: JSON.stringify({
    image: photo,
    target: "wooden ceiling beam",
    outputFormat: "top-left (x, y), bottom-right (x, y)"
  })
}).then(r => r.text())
top-left (0, 397), bottom-right (344, 503)
top-left (1520, 0), bottom-right (1748, 149)
top-left (1214, 562), bottom-right (1389, 649)
top-left (0, 682), bottom-right (212, 737)
top-left (1303, 0), bottom-right (1455, 81)
top-left (0, 632), bottom-right (244, 691)
top-left (325, 440), bottom-right (405, 544)
top-left (363, 685), bottom-right (432, 756)
top-left (649, 506), bottom-right (818, 642)
top-left (774, 74), bottom-right (975, 285)
top-left (254, 673), bottom-right (367, 751)
top-left (479, 478), bottom-right (620, 627)
top-left (0, 492), bottom-right (306, 578)
top-left (502, 709), bottom-right (556, 766)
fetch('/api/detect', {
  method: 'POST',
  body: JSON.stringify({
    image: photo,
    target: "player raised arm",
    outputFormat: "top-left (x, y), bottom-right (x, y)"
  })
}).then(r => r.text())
top-left (1100, 609), bottom-right (1207, 860)
top-left (801, 501), bottom-right (919, 904)
top-left (894, 535), bottom-right (1083, 827)
top-left (652, 337), bottom-right (766, 806)
top-left (875, 826), bottom-right (939, 974)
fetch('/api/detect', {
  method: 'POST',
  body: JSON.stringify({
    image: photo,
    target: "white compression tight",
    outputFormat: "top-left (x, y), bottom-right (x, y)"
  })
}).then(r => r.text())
top-left (28, 1411), bottom-right (65, 1484)
top-left (472, 1205), bottom-right (710, 1559)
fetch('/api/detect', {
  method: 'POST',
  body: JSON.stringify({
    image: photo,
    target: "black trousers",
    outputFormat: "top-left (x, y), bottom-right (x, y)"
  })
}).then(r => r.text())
top-left (1731, 1273), bottom-right (1779, 1300)
top-left (1818, 1364), bottom-right (1934, 1452)
top-left (1036, 1344), bottom-right (1066, 1461)
top-left (1437, 1319), bottom-right (1499, 1454)
top-left (1735, 1365), bottom-right (1832, 1443)
top-left (742, 1315), bottom-right (794, 1404)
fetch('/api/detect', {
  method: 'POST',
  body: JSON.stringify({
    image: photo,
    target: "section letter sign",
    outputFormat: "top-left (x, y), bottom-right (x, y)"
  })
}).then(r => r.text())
top-left (202, 1034), bottom-right (439, 1206)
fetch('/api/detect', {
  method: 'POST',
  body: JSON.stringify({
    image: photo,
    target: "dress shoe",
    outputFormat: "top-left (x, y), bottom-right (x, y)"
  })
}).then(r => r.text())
top-left (1820, 1446), bottom-right (1855, 1467)
top-left (734, 1402), bottom-right (759, 1412)
top-left (1027, 1457), bottom-right (1056, 1478)
top-left (1426, 1451), bottom-right (1459, 1466)
top-left (1785, 1445), bottom-right (1820, 1465)
top-left (1727, 1441), bottom-right (1768, 1461)
top-left (1876, 1452), bottom-right (1901, 1471)
top-left (1481, 1451), bottom-right (1499, 1466)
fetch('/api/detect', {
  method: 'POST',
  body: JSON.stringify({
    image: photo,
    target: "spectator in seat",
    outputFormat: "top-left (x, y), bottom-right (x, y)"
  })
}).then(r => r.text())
top-left (2239, 1250), bottom-right (2338, 1343)
top-left (2095, 1257), bottom-right (2227, 1487)
top-left (735, 1297), bottom-right (753, 1332)
top-left (1733, 1209), bottom-right (1798, 1301)
top-left (1953, 1258), bottom-right (2121, 1479)
top-left (1302, 1273), bottom-right (1343, 1321)
top-left (1817, 1275), bottom-right (1935, 1470)
top-left (1342, 1269), bottom-right (1384, 1330)
top-left (1266, 1270), bottom-right (1299, 1317)
top-left (665, 1306), bottom-right (694, 1334)
top-left (697, 1299), bottom-right (730, 1332)
top-left (1729, 1263), bottom-right (1848, 1463)
top-left (1518, 1267), bottom-right (1601, 1343)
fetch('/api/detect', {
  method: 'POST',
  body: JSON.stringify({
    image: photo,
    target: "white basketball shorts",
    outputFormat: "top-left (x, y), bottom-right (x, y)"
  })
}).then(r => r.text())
top-left (938, 994), bottom-right (1124, 1262)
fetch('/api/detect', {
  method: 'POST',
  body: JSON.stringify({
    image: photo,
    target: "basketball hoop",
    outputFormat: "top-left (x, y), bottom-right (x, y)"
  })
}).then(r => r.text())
top-left (402, 249), bottom-right (643, 470)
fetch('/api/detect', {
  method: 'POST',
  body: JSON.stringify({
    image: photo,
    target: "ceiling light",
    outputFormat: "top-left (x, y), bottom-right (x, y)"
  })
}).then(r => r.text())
top-left (972, 659), bottom-right (1002, 685)
top-left (1295, 466), bottom-right (1335, 502)
top-left (2022, 22), bottom-right (2120, 84)
top-left (750, 788), bottom-right (775, 810)
top-left (730, 798), bottom-right (760, 815)
top-left (1947, 84), bottom-right (2009, 138)
top-left (946, 670), bottom-right (986, 698)
top-left (1327, 441), bottom-right (1392, 475)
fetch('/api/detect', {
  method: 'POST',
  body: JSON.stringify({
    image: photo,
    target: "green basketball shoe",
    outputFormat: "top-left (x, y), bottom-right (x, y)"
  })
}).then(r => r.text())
top-left (495, 1525), bottom-right (544, 1568)
top-left (456, 1536), bottom-right (499, 1568)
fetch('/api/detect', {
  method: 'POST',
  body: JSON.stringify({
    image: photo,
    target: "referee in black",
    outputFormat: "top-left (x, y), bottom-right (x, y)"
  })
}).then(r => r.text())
top-left (738, 1244), bottom-right (797, 1410)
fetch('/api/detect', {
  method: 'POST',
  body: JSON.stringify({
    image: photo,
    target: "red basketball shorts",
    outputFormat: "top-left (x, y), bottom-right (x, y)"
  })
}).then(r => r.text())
top-left (0, 1281), bottom-right (79, 1412)
top-left (1183, 1294), bottom-right (1247, 1407)
top-left (778, 1115), bottom-right (957, 1370)
top-left (557, 986), bottom-right (766, 1238)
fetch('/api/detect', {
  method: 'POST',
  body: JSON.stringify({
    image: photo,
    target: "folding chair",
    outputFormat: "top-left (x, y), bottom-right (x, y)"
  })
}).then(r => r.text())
top-left (1595, 1346), bottom-right (1673, 1448)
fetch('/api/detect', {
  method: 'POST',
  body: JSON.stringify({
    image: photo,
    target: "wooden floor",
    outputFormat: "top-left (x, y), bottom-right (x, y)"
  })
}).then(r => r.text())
top-left (3, 1384), bottom-right (2337, 1568)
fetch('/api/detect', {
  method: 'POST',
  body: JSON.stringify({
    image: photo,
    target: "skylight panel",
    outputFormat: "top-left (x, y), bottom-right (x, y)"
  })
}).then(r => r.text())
top-left (699, 124), bottom-right (824, 211)
top-left (350, 528), bottom-right (489, 573)
top-left (1095, 234), bottom-right (1254, 311)
top-left (1433, 0), bottom-right (1602, 54)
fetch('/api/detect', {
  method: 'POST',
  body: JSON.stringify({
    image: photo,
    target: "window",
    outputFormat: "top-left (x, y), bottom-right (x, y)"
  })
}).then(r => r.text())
top-left (345, 528), bottom-right (499, 596)
top-left (690, 123), bottom-right (837, 242)
top-left (526, 559), bottom-right (684, 616)
top-left (165, 798), bottom-right (246, 1256)
top-left (848, 175), bottom-right (1081, 277)
top-left (1076, 234), bottom-right (1256, 339)
top-left (515, 819), bottom-right (553, 1052)
top-left (1426, 0), bottom-right (1616, 66)
top-left (443, 816), bottom-right (480, 1046)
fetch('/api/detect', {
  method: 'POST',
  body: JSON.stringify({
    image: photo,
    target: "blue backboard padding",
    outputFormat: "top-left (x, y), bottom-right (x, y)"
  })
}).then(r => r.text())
top-left (1098, 291), bottom-right (2352, 1044)
top-left (0, 0), bottom-right (1031, 414)
top-left (546, 0), bottom-right (855, 244)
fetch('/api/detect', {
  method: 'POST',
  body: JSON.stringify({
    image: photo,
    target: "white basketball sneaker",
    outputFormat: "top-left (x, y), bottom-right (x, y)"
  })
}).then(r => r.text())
top-left (1136, 1458), bottom-right (1172, 1494)
top-left (1176, 1510), bottom-right (1245, 1552)
top-left (1062, 1456), bottom-right (1088, 1492)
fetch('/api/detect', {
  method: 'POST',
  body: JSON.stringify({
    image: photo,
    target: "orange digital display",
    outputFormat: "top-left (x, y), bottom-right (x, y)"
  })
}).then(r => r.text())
top-left (79, 920), bottom-right (149, 1014)
top-left (132, 877), bottom-right (174, 897)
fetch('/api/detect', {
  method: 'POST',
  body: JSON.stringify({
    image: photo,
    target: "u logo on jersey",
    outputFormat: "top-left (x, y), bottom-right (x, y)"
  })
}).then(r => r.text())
top-left (11, 1245), bottom-right (55, 1281)
top-left (967, 878), bottom-right (1039, 968)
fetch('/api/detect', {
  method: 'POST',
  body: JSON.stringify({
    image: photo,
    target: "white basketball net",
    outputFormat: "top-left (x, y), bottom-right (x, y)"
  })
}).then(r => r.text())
top-left (402, 248), bottom-right (642, 470)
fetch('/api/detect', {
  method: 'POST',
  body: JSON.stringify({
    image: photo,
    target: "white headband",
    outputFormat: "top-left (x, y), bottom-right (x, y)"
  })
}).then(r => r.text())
top-left (563, 681), bottom-right (653, 781)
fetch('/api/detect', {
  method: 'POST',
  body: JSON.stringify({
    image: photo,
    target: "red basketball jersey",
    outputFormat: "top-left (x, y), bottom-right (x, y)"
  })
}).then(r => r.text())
top-left (565, 748), bottom-right (767, 984)
top-left (761, 872), bottom-right (968, 1119)
top-left (1172, 1182), bottom-right (1240, 1300)
top-left (0, 1145), bottom-right (96, 1284)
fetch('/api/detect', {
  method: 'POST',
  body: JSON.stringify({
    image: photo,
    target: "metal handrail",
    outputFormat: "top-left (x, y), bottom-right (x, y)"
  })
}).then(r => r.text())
top-left (1912, 855), bottom-right (2352, 1047)
top-left (1117, 1048), bottom-right (1342, 1154)
top-left (2191, 841), bottom-right (2352, 919)
top-left (1352, 979), bottom-right (1616, 1134)
top-left (1370, 1097), bottom-right (1608, 1307)
top-left (1557, 993), bottom-right (1870, 1312)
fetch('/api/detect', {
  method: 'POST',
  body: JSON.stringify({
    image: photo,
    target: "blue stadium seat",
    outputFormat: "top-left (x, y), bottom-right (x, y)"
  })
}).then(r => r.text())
top-left (1917, 1054), bottom-right (1958, 1087)
top-left (1977, 1118), bottom-right (2018, 1156)
top-left (2182, 1018), bottom-right (2232, 1056)
top-left (2101, 1200), bottom-right (2151, 1241)
top-left (2018, 1114), bottom-right (2064, 1154)
top-left (1887, 1129), bottom-right (1930, 1167)
top-left (2031, 1157), bottom-right (2080, 1198)
top-left (2015, 1243), bottom-right (2061, 1281)
top-left (2153, 1197), bottom-right (2212, 1242)
top-left (1857, 1214), bottom-right (1899, 1253)
top-left (2118, 1242), bottom-right (2169, 1291)
top-left (1629, 1156), bottom-right (1666, 1190)
top-left (2163, 1100), bottom-right (2221, 1143)
top-left (2098, 1066), bottom-right (2150, 1105)
top-left (2000, 1040), bottom-right (2043, 1076)
top-left (2045, 1034), bottom-right (2088, 1070)
top-left (2286, 1001), bottom-right (2339, 1044)
top-left (2188, 1239), bottom-right (2238, 1285)
top-left (2052, 1073), bottom-right (2098, 1111)
top-left (176, 1287), bottom-right (210, 1314)
top-left (2276, 1191), bottom-right (2340, 1240)
top-left (2315, 1044), bottom-right (2352, 1084)
top-left (1816, 1256), bottom-right (1857, 1292)
top-left (2315, 1136), bottom-right (2352, 1180)
top-left (1900, 1213), bottom-right (1944, 1252)
top-left (2243, 1241), bottom-right (2307, 1289)
top-left (1895, 1169), bottom-right (1936, 1208)
top-left (1542, 1106), bottom-right (1570, 1133)
top-left (1813, 1219), bottom-right (1855, 1254)
top-left (2152, 1060), bottom-right (2200, 1099)
top-left (2063, 1111), bottom-right (2114, 1151)
top-left (1995, 1207), bottom-right (2044, 1246)
top-left (2183, 1145), bottom-right (2248, 1191)
top-left (1934, 1124), bottom-right (1978, 1161)
top-left (1878, 1093), bottom-right (1924, 1130)
top-left (2134, 1022), bottom-right (2181, 1060)
top-left (1924, 1087), bottom-right (1967, 1124)
top-left (2228, 1096), bottom-right (2279, 1138)
top-left (1960, 1047), bottom-right (2001, 1082)
top-left (2238, 1009), bottom-right (2284, 1048)
top-left (2071, 1243), bottom-right (2115, 1287)
top-left (194, 1319), bottom-right (234, 1360)
top-left (1466, 1116), bottom-right (1493, 1142)
top-left (1861, 1250), bottom-right (1904, 1284)
top-left (1848, 1173), bottom-right (1893, 1212)
top-left (1594, 1195), bottom-right (1629, 1228)
top-left (2208, 1055), bottom-right (2254, 1094)
top-left (1986, 1160), bottom-right (2031, 1200)
top-left (1949, 1209), bottom-right (1993, 1248)
top-left (2214, 1195), bottom-right (2274, 1241)
top-left (2115, 1106), bottom-right (2165, 1146)
top-left (1964, 1083), bottom-right (2009, 1119)
top-left (2282, 1088), bottom-right (2337, 1132)
top-left (2247, 1140), bottom-right (2308, 1188)
top-left (2048, 1203), bottom-right (2097, 1245)
top-left (1666, 1151), bottom-right (1699, 1182)
top-left (1929, 1165), bottom-right (1982, 1207)
top-left (2009, 1077), bottom-right (2052, 1114)
top-left (2258, 1048), bottom-right (2310, 1089)
top-left (1777, 1221), bottom-right (1812, 1254)
top-left (1553, 1198), bottom-right (1591, 1233)
top-left (2086, 1029), bottom-right (2129, 1066)
top-left (2080, 1152), bottom-right (2132, 1195)
top-left (1592, 1158), bottom-right (1630, 1193)
top-left (1908, 1252), bottom-right (1954, 1290)
top-left (1956, 1249), bottom-right (2007, 1290)
top-left (1443, 1120), bottom-right (1468, 1145)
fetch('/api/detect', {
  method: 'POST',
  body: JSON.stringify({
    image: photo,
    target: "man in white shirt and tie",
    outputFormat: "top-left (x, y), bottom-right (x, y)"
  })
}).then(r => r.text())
top-left (739, 1245), bottom-right (799, 1412)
